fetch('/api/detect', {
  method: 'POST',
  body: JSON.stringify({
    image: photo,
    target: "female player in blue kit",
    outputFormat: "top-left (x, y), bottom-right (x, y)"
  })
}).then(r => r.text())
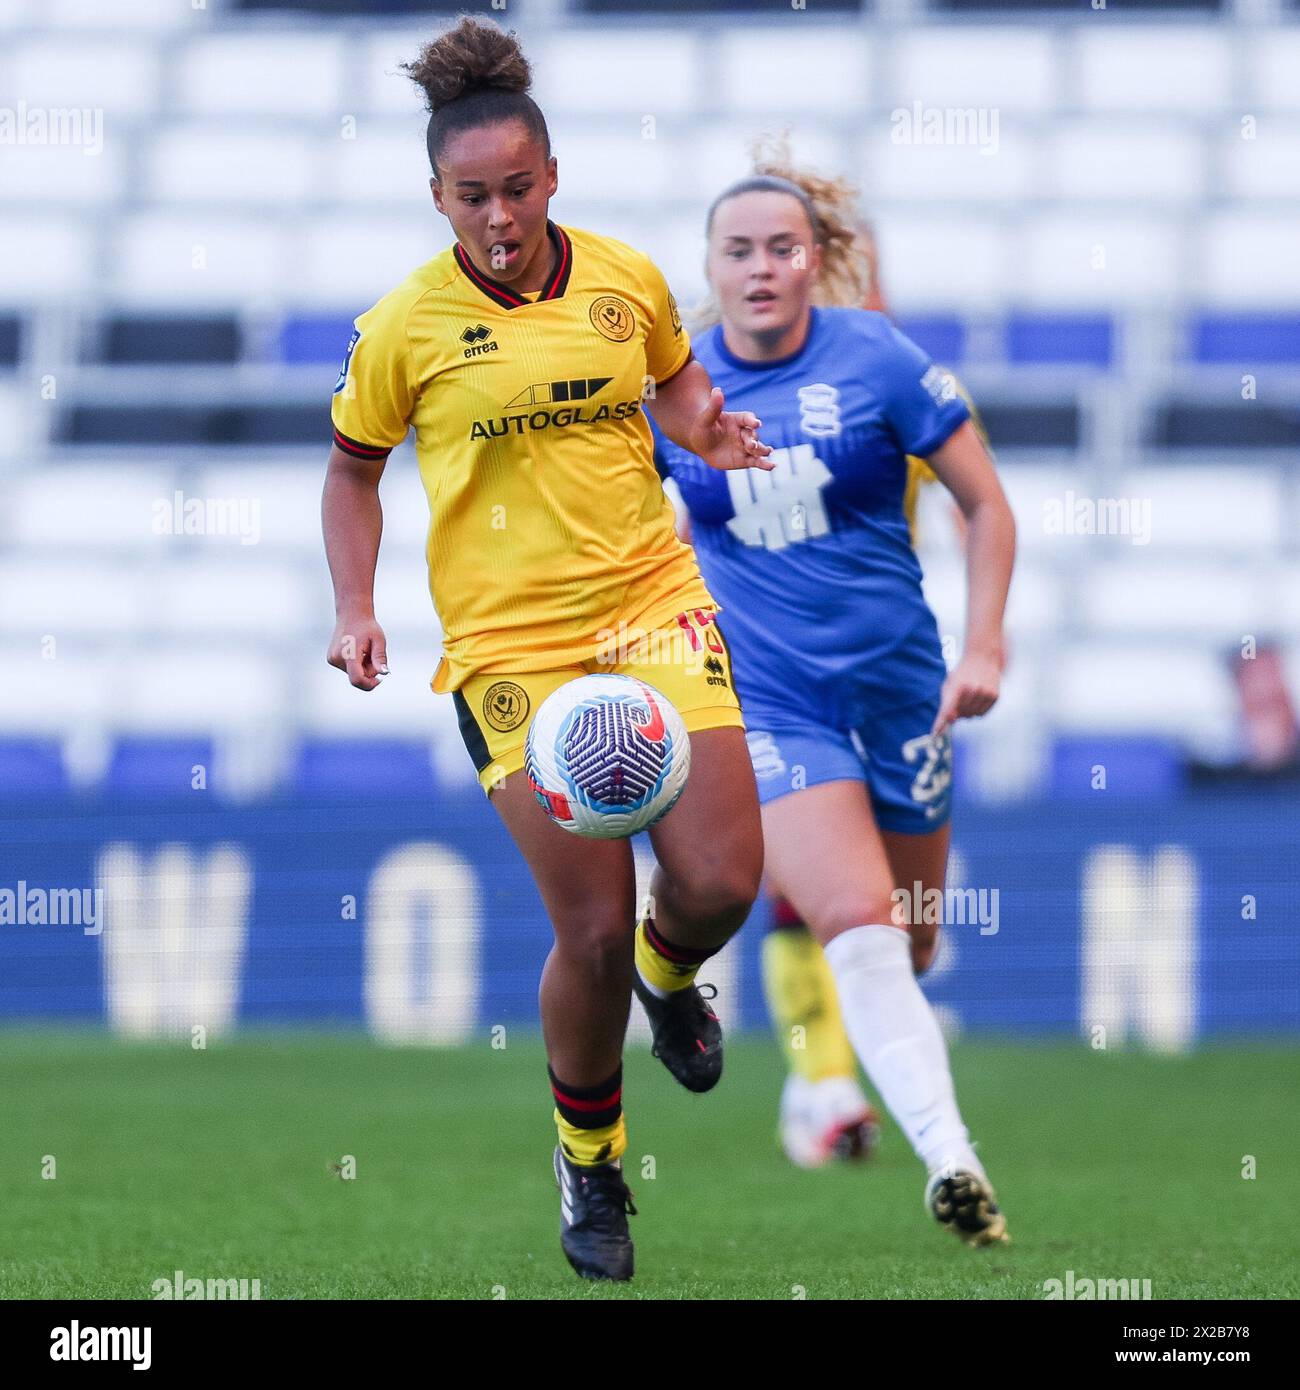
top-left (654, 159), bottom-right (1017, 1245)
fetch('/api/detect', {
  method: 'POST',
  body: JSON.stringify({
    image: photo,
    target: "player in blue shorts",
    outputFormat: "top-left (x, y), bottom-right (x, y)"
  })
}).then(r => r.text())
top-left (654, 152), bottom-right (1017, 1245)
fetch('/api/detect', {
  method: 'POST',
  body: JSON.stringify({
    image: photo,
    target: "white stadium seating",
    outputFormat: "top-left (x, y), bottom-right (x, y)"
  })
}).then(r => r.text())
top-left (1046, 122), bottom-right (1205, 205)
top-left (111, 212), bottom-right (291, 306)
top-left (10, 37), bottom-right (161, 120)
top-left (533, 33), bottom-right (700, 118)
top-left (1, 7), bottom-right (1298, 769)
top-left (145, 124), bottom-right (321, 206)
top-left (1075, 27), bottom-right (1232, 114)
top-left (174, 33), bottom-right (346, 119)
top-left (891, 28), bottom-right (1058, 115)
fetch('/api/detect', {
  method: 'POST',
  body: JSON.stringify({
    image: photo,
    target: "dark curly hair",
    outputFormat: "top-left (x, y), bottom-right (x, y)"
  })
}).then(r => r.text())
top-left (400, 15), bottom-right (551, 179)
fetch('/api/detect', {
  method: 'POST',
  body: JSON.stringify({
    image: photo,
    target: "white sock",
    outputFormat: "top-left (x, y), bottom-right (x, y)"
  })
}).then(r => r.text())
top-left (823, 923), bottom-right (983, 1179)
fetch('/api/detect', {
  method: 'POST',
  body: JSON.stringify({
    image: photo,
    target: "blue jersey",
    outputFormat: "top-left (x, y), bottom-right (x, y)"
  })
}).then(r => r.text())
top-left (653, 306), bottom-right (969, 728)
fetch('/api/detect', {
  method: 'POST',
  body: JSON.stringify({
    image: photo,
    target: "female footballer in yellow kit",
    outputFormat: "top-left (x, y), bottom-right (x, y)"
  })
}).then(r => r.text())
top-left (320, 17), bottom-right (772, 1282)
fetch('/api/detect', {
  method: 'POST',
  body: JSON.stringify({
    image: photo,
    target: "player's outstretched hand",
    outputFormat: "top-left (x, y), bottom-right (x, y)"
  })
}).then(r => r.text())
top-left (327, 615), bottom-right (389, 691)
top-left (932, 647), bottom-right (1002, 736)
top-left (691, 387), bottom-right (775, 472)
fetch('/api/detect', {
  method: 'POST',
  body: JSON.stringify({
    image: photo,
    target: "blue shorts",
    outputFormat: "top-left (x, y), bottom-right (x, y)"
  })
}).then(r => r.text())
top-left (744, 700), bottom-right (954, 833)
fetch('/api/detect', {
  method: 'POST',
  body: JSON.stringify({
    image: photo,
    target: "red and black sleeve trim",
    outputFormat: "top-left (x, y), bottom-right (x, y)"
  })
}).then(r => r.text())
top-left (654, 349), bottom-right (695, 391)
top-left (333, 427), bottom-right (392, 461)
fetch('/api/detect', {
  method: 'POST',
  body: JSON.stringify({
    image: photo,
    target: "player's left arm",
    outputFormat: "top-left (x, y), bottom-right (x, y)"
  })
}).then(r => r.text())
top-left (924, 420), bottom-right (1017, 735)
top-left (635, 252), bottom-right (772, 472)
top-left (648, 359), bottom-right (774, 473)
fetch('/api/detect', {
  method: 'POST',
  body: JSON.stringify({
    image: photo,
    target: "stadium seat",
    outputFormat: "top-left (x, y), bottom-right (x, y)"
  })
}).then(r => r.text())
top-left (0, 558), bottom-right (146, 637)
top-left (1005, 314), bottom-right (1113, 367)
top-left (0, 220), bottom-right (93, 301)
top-left (1151, 401), bottom-right (1300, 449)
top-left (1249, 30), bottom-right (1300, 111)
top-left (174, 32), bottom-right (346, 117)
top-left (898, 315), bottom-right (965, 366)
top-left (715, 29), bottom-right (867, 116)
top-left (111, 213), bottom-right (290, 307)
top-left (1200, 213), bottom-right (1300, 306)
top-left (890, 27), bottom-right (1057, 113)
top-left (324, 123), bottom-right (431, 207)
top-left (863, 120), bottom-right (1032, 203)
top-left (0, 738), bottom-right (69, 797)
top-left (154, 561), bottom-right (312, 639)
top-left (1080, 562), bottom-right (1260, 638)
top-left (978, 399), bottom-right (1081, 449)
top-left (1191, 314), bottom-right (1300, 364)
top-left (1076, 26), bottom-right (1231, 112)
top-left (290, 736), bottom-right (438, 800)
top-left (872, 213), bottom-right (1007, 312)
top-left (1220, 121), bottom-right (1300, 200)
top-left (295, 216), bottom-right (439, 307)
top-left (532, 32), bottom-right (700, 116)
top-left (1121, 467), bottom-right (1284, 552)
top-left (145, 124), bottom-right (319, 205)
top-left (1046, 122), bottom-right (1204, 204)
top-left (358, 29), bottom-right (436, 116)
top-left (193, 463), bottom-right (331, 552)
top-left (278, 314), bottom-right (357, 364)
top-left (0, 142), bottom-right (123, 206)
top-left (46, 0), bottom-right (192, 27)
top-left (7, 466), bottom-right (175, 551)
top-left (9, 36), bottom-right (161, 119)
top-left (0, 315), bottom-right (21, 367)
top-left (1048, 736), bottom-right (1186, 798)
top-left (105, 736), bottom-right (216, 797)
top-left (1053, 643), bottom-right (1237, 744)
top-left (1017, 214), bottom-right (1181, 308)
top-left (0, 652), bottom-right (117, 735)
top-left (97, 315), bottom-right (243, 365)
top-left (676, 122), bottom-right (848, 204)
top-left (543, 127), bottom-right (678, 204)
top-left (110, 647), bottom-right (288, 734)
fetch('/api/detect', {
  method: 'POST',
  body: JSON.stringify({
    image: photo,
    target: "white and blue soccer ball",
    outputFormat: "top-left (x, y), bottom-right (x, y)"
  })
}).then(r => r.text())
top-left (524, 675), bottom-right (691, 838)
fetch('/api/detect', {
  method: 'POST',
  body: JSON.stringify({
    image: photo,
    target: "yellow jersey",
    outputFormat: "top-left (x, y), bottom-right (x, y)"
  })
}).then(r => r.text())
top-left (331, 219), bottom-right (714, 694)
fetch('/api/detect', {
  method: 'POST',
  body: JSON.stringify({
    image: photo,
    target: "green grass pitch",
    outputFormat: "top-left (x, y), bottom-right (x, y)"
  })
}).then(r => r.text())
top-left (2, 1031), bottom-right (1295, 1300)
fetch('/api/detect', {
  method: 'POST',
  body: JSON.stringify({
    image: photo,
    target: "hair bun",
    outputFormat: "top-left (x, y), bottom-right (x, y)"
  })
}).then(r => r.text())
top-left (402, 16), bottom-right (532, 114)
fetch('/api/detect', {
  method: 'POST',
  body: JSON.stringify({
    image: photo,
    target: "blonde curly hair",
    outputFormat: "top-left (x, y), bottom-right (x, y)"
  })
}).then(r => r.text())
top-left (692, 131), bottom-right (881, 330)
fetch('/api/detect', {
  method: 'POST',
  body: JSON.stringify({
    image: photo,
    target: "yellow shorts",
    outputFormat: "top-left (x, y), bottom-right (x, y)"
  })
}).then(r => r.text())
top-left (450, 607), bottom-right (745, 794)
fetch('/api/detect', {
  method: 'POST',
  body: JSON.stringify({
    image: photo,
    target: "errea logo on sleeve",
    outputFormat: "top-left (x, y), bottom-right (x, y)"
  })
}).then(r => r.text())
top-left (334, 327), bottom-right (361, 394)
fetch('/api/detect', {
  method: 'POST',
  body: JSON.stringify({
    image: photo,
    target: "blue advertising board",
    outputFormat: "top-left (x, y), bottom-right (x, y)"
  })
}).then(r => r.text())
top-left (1, 791), bottom-right (1296, 1045)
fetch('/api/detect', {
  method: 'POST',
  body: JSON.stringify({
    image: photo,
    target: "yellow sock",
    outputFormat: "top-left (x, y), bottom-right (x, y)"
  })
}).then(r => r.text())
top-left (555, 1112), bottom-right (627, 1167)
top-left (762, 924), bottom-right (857, 1082)
top-left (634, 917), bottom-right (704, 994)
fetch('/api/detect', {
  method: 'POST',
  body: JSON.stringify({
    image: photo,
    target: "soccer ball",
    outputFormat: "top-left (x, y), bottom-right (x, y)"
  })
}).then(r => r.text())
top-left (524, 675), bottom-right (691, 838)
